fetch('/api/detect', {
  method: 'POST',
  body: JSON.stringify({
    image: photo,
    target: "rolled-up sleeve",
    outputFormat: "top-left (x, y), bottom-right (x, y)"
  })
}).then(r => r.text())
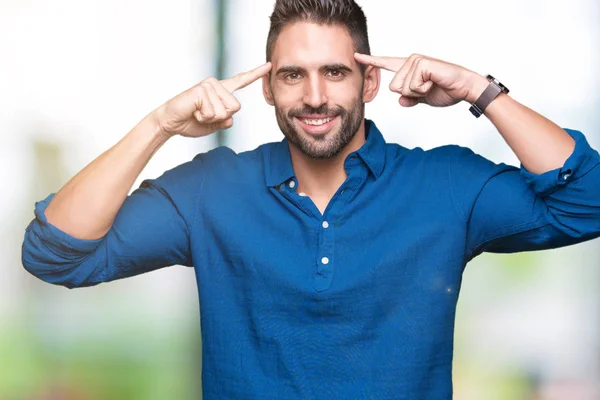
top-left (449, 128), bottom-right (600, 260)
top-left (520, 129), bottom-right (599, 195)
top-left (22, 155), bottom-right (206, 289)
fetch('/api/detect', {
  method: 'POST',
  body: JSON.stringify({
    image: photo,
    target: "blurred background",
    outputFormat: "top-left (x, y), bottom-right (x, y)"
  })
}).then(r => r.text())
top-left (1, 0), bottom-right (599, 399)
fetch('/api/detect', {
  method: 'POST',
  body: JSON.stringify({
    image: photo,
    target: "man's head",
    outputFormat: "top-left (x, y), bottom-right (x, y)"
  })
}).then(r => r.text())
top-left (266, 0), bottom-right (371, 67)
top-left (262, 0), bottom-right (380, 159)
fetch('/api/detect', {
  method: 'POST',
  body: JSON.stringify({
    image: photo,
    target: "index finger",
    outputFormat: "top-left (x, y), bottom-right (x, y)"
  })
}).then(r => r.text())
top-left (354, 53), bottom-right (406, 72)
top-left (222, 62), bottom-right (272, 92)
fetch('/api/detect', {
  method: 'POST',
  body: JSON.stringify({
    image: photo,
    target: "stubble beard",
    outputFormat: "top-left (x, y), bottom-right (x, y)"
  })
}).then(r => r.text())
top-left (275, 96), bottom-right (365, 160)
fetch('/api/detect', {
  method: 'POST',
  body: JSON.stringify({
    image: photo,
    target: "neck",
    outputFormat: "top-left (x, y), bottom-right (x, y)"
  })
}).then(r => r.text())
top-left (288, 120), bottom-right (367, 200)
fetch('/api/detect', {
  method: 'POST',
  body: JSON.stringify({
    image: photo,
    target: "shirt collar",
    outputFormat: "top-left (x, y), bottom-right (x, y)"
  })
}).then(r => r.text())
top-left (264, 137), bottom-right (296, 188)
top-left (355, 119), bottom-right (386, 179)
top-left (264, 119), bottom-right (387, 188)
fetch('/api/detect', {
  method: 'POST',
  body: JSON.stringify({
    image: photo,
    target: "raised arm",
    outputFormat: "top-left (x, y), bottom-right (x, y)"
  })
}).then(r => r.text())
top-left (22, 63), bottom-right (272, 288)
top-left (354, 52), bottom-right (600, 257)
top-left (44, 62), bottom-right (272, 240)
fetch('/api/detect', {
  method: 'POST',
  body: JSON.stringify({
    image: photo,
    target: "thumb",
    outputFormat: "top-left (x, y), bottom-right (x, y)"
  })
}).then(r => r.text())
top-left (399, 96), bottom-right (421, 107)
top-left (214, 117), bottom-right (234, 130)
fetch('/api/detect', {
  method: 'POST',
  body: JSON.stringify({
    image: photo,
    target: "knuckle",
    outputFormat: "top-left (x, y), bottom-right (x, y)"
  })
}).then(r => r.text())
top-left (202, 76), bottom-right (218, 84)
top-left (411, 83), bottom-right (423, 93)
top-left (415, 58), bottom-right (428, 70)
top-left (389, 81), bottom-right (402, 92)
top-left (193, 85), bottom-right (206, 97)
top-left (214, 111), bottom-right (229, 121)
top-left (202, 109), bottom-right (215, 119)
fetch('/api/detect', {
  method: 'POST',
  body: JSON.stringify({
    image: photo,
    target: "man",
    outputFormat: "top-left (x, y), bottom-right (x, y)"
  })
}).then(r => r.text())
top-left (21, 0), bottom-right (600, 398)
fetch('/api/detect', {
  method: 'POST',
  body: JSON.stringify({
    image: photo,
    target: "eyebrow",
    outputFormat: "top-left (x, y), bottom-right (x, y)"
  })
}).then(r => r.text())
top-left (275, 63), bottom-right (354, 76)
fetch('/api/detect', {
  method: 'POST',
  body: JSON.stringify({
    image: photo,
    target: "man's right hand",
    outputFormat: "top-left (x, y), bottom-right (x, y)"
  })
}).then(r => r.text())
top-left (154, 62), bottom-right (272, 139)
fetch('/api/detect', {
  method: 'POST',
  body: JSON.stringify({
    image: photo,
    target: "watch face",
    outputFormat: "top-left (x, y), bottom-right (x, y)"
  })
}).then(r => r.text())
top-left (487, 74), bottom-right (509, 94)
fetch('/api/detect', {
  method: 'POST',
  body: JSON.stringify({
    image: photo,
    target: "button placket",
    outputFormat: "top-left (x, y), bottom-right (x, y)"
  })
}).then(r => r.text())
top-left (315, 216), bottom-right (335, 292)
top-left (313, 160), bottom-right (368, 292)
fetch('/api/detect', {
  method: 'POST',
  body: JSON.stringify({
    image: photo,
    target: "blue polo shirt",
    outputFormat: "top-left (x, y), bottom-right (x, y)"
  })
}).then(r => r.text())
top-left (22, 120), bottom-right (600, 399)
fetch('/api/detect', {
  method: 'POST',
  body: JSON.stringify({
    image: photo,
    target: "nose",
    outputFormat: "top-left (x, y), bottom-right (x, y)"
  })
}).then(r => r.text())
top-left (302, 75), bottom-right (328, 109)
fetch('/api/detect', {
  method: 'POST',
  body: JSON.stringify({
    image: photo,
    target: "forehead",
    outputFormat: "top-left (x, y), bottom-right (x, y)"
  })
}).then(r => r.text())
top-left (272, 22), bottom-right (355, 68)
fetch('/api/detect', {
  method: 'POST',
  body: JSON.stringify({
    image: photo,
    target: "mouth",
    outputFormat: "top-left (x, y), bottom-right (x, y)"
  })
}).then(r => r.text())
top-left (295, 115), bottom-right (338, 135)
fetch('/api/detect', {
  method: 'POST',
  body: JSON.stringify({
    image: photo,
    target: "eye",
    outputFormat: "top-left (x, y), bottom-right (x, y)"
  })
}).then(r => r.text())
top-left (326, 69), bottom-right (345, 79)
top-left (285, 73), bottom-right (302, 81)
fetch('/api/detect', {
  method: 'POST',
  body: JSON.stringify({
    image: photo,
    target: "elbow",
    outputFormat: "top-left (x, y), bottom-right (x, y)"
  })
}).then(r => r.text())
top-left (551, 211), bottom-right (600, 244)
top-left (21, 234), bottom-right (99, 289)
top-left (22, 251), bottom-right (80, 289)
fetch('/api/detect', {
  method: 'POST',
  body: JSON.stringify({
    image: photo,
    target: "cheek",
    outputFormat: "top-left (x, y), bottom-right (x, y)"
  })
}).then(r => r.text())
top-left (273, 81), bottom-right (303, 100)
top-left (328, 82), bottom-right (362, 106)
top-left (272, 84), bottom-right (304, 112)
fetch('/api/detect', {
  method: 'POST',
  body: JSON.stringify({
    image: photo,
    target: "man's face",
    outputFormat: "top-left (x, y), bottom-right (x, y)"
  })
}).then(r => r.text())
top-left (264, 22), bottom-right (368, 159)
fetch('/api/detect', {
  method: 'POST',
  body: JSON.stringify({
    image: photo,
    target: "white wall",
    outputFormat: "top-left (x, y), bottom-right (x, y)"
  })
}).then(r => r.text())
top-left (0, 0), bottom-right (217, 328)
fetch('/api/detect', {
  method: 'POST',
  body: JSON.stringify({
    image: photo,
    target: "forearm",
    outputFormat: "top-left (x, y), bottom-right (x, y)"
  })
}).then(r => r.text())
top-left (45, 113), bottom-right (170, 240)
top-left (466, 74), bottom-right (575, 175)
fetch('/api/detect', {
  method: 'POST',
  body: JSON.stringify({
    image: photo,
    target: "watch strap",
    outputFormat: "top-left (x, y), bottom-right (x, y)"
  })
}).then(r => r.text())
top-left (469, 75), bottom-right (509, 118)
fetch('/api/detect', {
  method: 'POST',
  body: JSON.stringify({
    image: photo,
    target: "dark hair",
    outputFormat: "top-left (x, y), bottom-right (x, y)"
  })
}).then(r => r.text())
top-left (266, 0), bottom-right (371, 64)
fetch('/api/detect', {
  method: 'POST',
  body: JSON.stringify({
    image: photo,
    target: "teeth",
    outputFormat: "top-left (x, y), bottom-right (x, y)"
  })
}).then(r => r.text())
top-left (302, 117), bottom-right (333, 126)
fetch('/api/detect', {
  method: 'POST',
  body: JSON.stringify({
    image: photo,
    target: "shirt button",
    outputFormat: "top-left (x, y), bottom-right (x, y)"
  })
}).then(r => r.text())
top-left (562, 173), bottom-right (571, 181)
top-left (321, 257), bottom-right (330, 265)
top-left (322, 221), bottom-right (329, 229)
top-left (289, 181), bottom-right (296, 189)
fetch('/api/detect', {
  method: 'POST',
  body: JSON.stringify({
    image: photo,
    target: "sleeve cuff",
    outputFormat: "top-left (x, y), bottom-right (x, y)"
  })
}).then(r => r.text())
top-left (520, 128), bottom-right (600, 196)
top-left (27, 193), bottom-right (104, 257)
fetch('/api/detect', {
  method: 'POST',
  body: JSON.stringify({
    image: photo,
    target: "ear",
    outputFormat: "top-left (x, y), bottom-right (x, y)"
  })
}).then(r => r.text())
top-left (362, 65), bottom-right (380, 103)
top-left (262, 75), bottom-right (274, 106)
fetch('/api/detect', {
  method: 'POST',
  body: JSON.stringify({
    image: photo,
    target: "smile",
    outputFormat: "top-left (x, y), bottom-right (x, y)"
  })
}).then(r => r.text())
top-left (295, 115), bottom-right (338, 135)
top-left (301, 117), bottom-right (334, 126)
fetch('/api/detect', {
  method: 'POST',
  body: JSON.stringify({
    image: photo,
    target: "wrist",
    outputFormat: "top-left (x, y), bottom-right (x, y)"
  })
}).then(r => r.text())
top-left (146, 108), bottom-right (174, 144)
top-left (464, 72), bottom-right (490, 104)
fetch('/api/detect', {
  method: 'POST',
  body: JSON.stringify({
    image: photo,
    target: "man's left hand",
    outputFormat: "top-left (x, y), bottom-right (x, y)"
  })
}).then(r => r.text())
top-left (355, 53), bottom-right (488, 108)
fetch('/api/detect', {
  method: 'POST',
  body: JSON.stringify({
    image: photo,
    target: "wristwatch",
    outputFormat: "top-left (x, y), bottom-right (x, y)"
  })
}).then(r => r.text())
top-left (469, 75), bottom-right (509, 118)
